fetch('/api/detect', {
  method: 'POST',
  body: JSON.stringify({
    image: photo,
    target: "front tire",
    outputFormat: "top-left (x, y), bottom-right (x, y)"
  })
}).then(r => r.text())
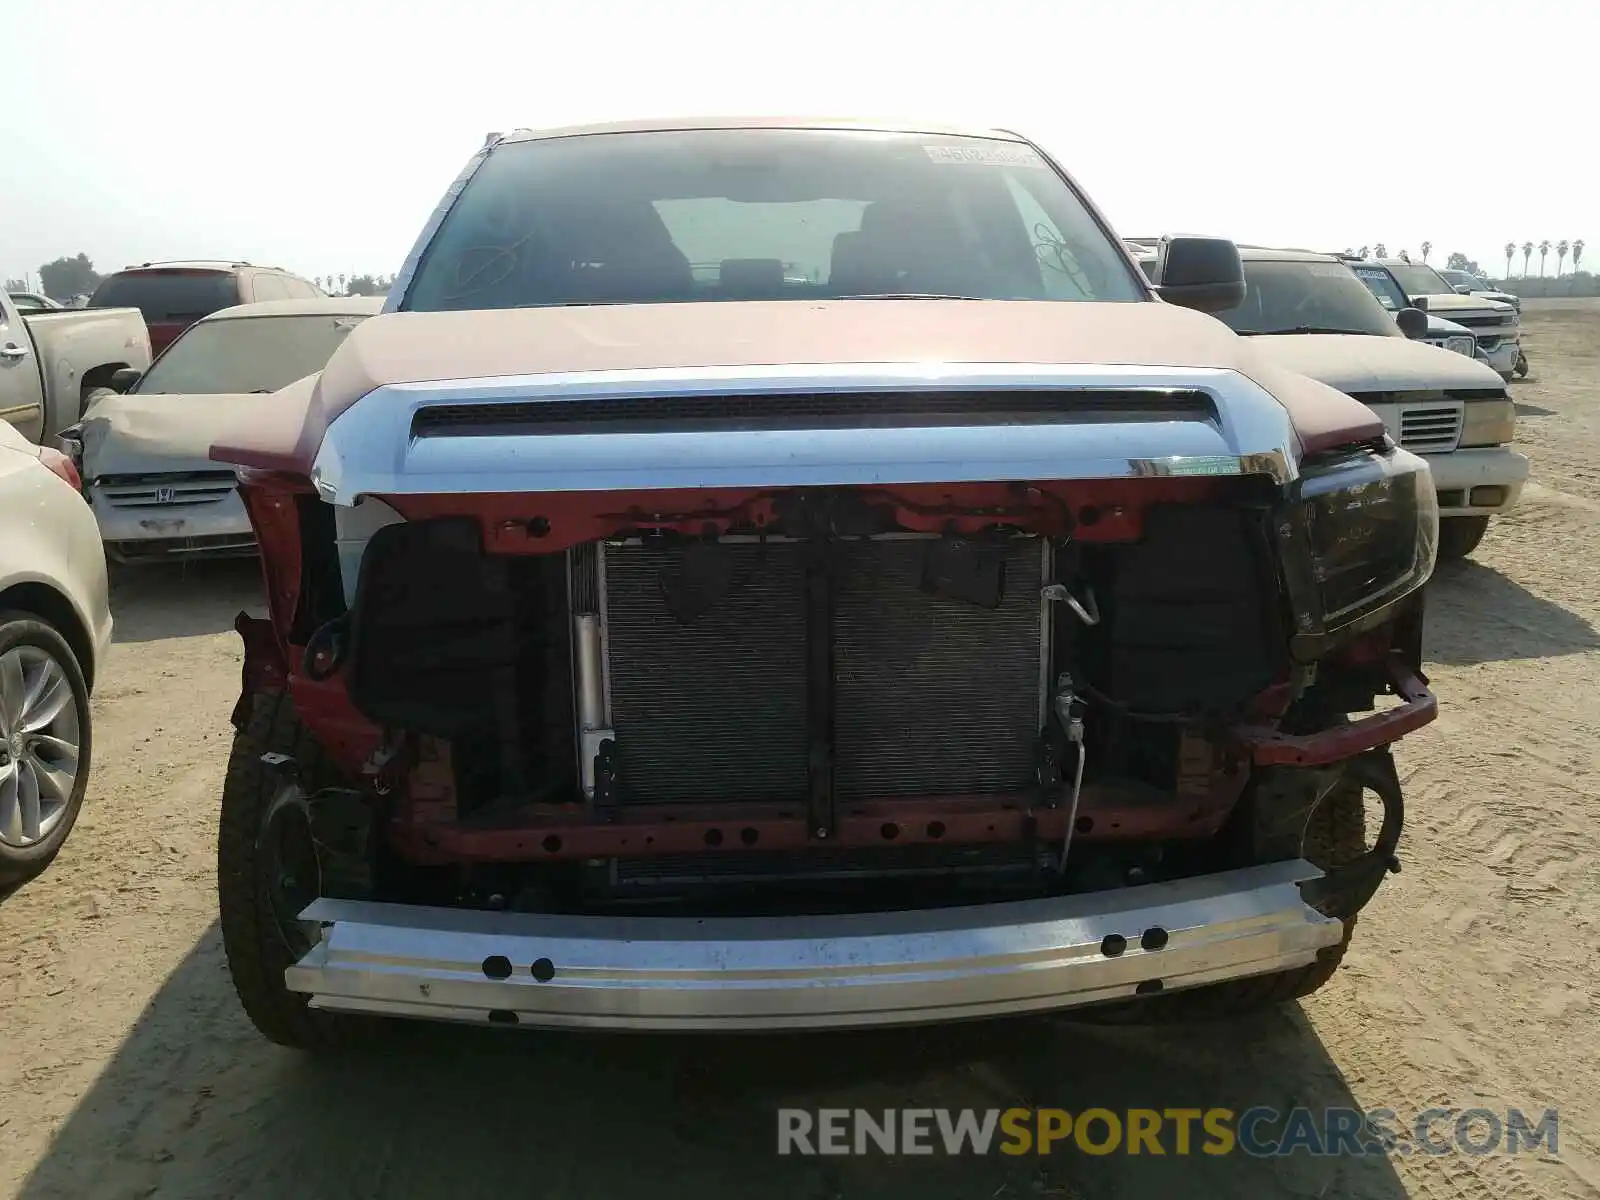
top-left (1184, 777), bottom-right (1368, 1010)
top-left (0, 613), bottom-right (92, 888)
top-left (1072, 776), bottom-right (1370, 1023)
top-left (217, 691), bottom-right (373, 1051)
top-left (1438, 515), bottom-right (1491, 562)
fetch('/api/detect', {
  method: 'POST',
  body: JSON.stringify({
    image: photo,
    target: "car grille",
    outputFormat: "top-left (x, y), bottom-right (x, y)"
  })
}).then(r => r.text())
top-left (95, 471), bottom-right (239, 509)
top-left (1396, 404), bottom-right (1464, 453)
top-left (1447, 313), bottom-right (1517, 330)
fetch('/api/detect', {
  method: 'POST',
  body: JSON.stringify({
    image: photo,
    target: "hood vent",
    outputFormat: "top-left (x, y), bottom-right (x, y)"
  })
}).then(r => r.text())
top-left (409, 388), bottom-right (1219, 438)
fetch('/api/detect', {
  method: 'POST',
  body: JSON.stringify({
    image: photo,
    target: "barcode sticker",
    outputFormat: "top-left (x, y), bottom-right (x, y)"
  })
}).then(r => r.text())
top-left (924, 143), bottom-right (1046, 167)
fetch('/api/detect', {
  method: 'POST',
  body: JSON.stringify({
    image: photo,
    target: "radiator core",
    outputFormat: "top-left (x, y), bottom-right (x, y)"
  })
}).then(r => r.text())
top-left (591, 535), bottom-right (1047, 805)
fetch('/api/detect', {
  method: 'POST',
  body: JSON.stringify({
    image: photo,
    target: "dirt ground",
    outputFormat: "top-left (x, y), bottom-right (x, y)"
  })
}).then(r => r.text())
top-left (2, 300), bottom-right (1597, 1200)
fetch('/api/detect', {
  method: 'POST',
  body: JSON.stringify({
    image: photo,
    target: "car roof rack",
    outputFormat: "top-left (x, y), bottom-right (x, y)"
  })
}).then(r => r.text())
top-left (122, 259), bottom-right (273, 271)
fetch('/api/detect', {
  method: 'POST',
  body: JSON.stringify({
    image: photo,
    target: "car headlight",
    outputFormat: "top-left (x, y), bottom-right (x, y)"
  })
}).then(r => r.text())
top-left (1443, 335), bottom-right (1476, 357)
top-left (1277, 446), bottom-right (1439, 654)
top-left (1460, 399), bottom-right (1515, 447)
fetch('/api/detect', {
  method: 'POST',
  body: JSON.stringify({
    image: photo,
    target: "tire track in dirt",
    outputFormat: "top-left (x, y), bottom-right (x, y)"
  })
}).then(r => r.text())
top-left (1314, 314), bottom-right (1600, 1198)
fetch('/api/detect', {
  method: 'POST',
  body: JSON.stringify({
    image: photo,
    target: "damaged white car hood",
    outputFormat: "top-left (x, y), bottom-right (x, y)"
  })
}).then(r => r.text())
top-left (78, 389), bottom-right (290, 480)
top-left (1244, 334), bottom-right (1507, 394)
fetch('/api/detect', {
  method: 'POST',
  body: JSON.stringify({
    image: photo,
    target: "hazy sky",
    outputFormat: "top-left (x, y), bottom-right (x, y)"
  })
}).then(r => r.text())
top-left (6, 0), bottom-right (1593, 288)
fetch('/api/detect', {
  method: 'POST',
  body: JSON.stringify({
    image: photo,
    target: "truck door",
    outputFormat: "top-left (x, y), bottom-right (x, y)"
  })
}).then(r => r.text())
top-left (0, 292), bottom-right (47, 443)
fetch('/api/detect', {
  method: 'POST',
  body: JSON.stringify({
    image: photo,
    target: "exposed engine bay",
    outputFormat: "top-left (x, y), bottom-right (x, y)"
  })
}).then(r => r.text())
top-left (252, 475), bottom-right (1430, 916)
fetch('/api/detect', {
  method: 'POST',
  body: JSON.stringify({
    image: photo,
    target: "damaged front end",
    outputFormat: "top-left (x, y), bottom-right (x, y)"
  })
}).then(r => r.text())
top-left (223, 363), bottom-right (1438, 1029)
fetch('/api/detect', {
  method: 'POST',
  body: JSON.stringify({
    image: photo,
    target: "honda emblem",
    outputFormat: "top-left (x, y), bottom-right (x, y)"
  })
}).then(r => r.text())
top-left (153, 486), bottom-right (176, 504)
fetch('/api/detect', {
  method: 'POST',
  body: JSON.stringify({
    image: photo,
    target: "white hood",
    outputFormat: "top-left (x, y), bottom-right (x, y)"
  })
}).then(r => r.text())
top-left (1245, 333), bottom-right (1508, 394)
top-left (78, 391), bottom-right (280, 480)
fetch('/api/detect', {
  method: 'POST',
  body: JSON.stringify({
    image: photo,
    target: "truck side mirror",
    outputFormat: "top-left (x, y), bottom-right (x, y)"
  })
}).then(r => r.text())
top-left (1395, 307), bottom-right (1430, 339)
top-left (1152, 236), bottom-right (1247, 313)
top-left (110, 367), bottom-right (143, 393)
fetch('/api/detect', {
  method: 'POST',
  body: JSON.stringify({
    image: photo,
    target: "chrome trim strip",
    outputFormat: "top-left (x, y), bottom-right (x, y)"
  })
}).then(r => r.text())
top-left (309, 364), bottom-right (1299, 504)
top-left (0, 401), bottom-right (43, 422)
top-left (286, 860), bottom-right (1342, 1031)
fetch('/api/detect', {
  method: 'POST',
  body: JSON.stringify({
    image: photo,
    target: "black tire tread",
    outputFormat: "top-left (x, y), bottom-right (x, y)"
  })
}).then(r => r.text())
top-left (1071, 780), bottom-right (1367, 1024)
top-left (216, 690), bottom-right (372, 1051)
top-left (1438, 516), bottom-right (1491, 562)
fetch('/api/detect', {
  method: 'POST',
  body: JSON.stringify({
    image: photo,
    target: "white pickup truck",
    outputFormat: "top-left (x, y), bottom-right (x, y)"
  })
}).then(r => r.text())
top-left (1374, 258), bottom-right (1522, 381)
top-left (0, 289), bottom-right (152, 446)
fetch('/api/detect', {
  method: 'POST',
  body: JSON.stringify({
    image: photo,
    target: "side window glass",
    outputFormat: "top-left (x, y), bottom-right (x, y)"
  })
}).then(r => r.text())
top-left (251, 274), bottom-right (288, 301)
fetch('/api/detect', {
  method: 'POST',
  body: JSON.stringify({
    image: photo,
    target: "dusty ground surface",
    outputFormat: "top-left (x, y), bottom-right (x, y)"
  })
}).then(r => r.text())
top-left (2, 300), bottom-right (1597, 1200)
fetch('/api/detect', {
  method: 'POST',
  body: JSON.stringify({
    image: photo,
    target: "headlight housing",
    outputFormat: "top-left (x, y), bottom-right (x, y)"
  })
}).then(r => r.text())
top-left (1443, 334), bottom-right (1476, 357)
top-left (1460, 399), bottom-right (1516, 447)
top-left (1278, 446), bottom-right (1439, 656)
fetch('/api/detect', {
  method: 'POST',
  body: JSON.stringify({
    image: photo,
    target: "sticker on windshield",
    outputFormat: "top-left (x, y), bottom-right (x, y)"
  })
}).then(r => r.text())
top-left (924, 143), bottom-right (1046, 167)
top-left (1307, 263), bottom-right (1349, 277)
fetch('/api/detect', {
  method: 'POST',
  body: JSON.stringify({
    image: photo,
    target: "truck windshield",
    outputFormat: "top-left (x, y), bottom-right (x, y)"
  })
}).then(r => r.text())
top-left (136, 313), bottom-right (370, 394)
top-left (1387, 263), bottom-right (1456, 297)
top-left (401, 128), bottom-right (1145, 311)
top-left (1214, 259), bottom-right (1400, 338)
top-left (1350, 265), bottom-right (1411, 312)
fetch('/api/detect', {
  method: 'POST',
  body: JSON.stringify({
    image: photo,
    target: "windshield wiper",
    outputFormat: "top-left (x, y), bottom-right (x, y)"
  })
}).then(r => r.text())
top-left (1241, 326), bottom-right (1376, 337)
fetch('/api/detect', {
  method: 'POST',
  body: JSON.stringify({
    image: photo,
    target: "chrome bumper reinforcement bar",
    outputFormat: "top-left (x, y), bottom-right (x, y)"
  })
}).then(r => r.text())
top-left (286, 860), bottom-right (1343, 1031)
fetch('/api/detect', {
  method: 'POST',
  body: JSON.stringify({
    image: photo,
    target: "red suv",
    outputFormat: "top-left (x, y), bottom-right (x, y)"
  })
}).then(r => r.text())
top-left (87, 261), bottom-right (326, 356)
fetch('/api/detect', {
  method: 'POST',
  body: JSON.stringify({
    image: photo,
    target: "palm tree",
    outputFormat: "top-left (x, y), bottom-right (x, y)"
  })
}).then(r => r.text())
top-left (338, 273), bottom-right (347, 294)
top-left (1573, 239), bottom-right (1585, 275)
top-left (1373, 242), bottom-right (1388, 258)
top-left (1522, 242), bottom-right (1534, 276)
top-left (1357, 245), bottom-right (1370, 259)
top-left (1556, 239), bottom-right (1569, 276)
top-left (1537, 240), bottom-right (1550, 276)
top-left (1420, 241), bottom-right (1432, 263)
top-left (1504, 242), bottom-right (1516, 279)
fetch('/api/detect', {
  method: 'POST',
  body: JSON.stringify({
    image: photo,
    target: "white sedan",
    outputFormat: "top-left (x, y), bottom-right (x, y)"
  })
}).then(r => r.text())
top-left (65, 297), bottom-right (384, 562)
top-left (0, 420), bottom-right (111, 886)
